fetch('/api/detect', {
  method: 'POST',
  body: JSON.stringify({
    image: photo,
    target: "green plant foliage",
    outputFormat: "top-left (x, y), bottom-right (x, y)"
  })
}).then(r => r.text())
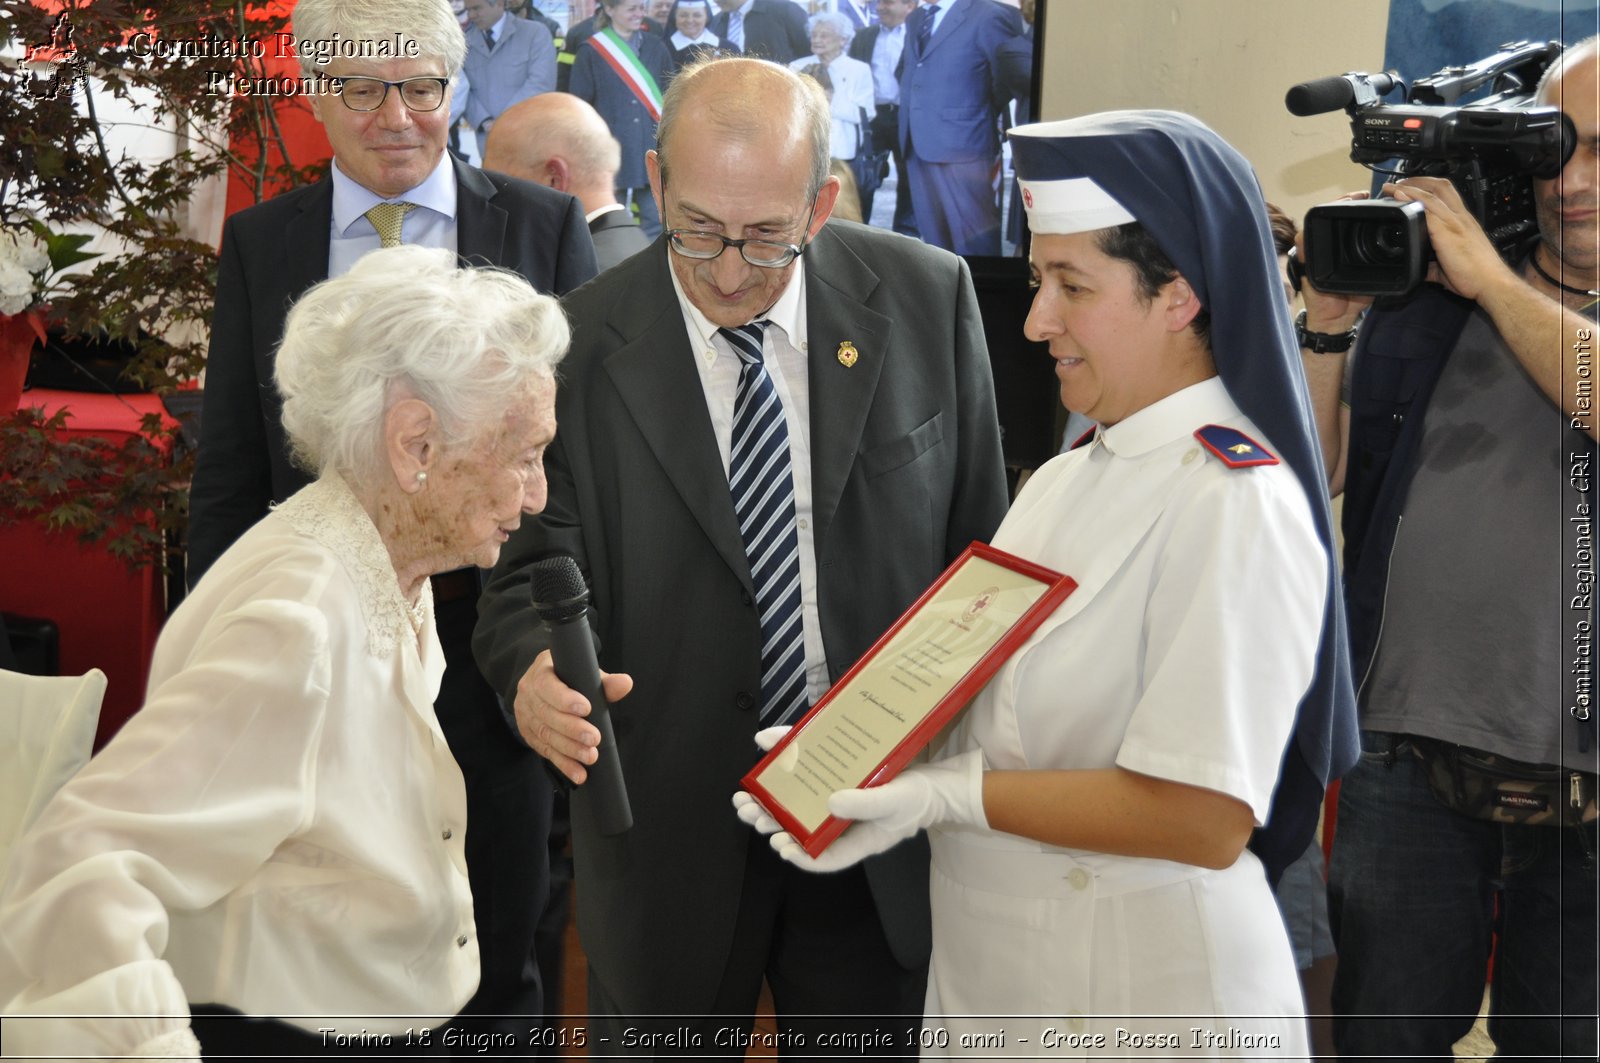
top-left (0, 1), bottom-right (318, 570)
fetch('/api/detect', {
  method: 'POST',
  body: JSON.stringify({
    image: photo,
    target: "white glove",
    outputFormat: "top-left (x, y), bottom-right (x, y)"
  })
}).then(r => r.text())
top-left (752, 725), bottom-right (790, 752)
top-left (730, 725), bottom-right (793, 834)
top-left (732, 790), bottom-right (781, 834)
top-left (772, 749), bottom-right (988, 873)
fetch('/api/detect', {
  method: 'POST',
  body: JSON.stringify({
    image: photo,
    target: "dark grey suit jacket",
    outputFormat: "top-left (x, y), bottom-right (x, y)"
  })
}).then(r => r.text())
top-left (474, 220), bottom-right (1009, 1015)
top-left (588, 207), bottom-right (652, 274)
top-left (188, 158), bottom-right (597, 584)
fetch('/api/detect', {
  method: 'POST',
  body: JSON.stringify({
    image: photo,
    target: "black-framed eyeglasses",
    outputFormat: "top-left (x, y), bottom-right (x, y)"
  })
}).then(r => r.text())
top-left (665, 196), bottom-right (819, 269)
top-left (331, 76), bottom-right (450, 112)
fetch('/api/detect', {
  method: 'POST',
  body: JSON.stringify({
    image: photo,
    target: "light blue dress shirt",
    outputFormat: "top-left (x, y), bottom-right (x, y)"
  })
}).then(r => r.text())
top-left (327, 153), bottom-right (459, 277)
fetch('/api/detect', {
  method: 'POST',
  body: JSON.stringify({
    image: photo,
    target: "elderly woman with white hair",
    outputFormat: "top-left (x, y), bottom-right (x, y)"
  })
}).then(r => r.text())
top-left (790, 10), bottom-right (875, 165)
top-left (0, 247), bottom-right (569, 1059)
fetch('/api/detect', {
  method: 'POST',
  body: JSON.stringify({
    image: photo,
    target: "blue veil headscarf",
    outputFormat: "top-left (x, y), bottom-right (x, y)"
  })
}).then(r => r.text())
top-left (1009, 111), bottom-right (1359, 878)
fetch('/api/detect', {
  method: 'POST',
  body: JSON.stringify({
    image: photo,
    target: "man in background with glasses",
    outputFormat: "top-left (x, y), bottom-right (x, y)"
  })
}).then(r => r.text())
top-left (475, 56), bottom-right (1007, 1053)
top-left (189, 0), bottom-right (596, 1051)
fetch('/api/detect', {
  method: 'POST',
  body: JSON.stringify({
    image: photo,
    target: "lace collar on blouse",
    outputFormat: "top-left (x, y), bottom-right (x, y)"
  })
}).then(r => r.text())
top-left (272, 473), bottom-right (433, 658)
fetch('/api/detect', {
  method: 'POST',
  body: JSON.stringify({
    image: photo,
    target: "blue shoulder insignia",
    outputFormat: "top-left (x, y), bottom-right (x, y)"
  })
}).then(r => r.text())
top-left (1193, 424), bottom-right (1279, 468)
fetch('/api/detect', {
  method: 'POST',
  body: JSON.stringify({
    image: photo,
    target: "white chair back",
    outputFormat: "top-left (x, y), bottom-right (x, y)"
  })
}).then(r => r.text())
top-left (0, 669), bottom-right (106, 871)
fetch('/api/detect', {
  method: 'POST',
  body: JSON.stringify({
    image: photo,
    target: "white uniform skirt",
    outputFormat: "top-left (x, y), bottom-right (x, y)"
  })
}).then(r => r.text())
top-left (921, 828), bottom-right (1309, 1059)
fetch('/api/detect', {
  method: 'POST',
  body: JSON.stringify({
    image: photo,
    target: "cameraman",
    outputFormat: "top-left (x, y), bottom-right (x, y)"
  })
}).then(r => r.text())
top-left (1300, 37), bottom-right (1599, 1058)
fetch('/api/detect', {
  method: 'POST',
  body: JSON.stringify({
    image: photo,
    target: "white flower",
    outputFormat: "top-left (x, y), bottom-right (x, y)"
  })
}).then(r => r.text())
top-left (0, 226), bottom-right (49, 276)
top-left (0, 226), bottom-right (50, 315)
top-left (0, 261), bottom-right (37, 315)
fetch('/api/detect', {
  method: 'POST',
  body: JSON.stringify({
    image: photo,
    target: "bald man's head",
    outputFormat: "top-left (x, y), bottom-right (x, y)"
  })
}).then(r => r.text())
top-left (482, 93), bottom-right (623, 213)
top-left (1533, 36), bottom-right (1600, 277)
top-left (1538, 35), bottom-right (1600, 100)
top-left (655, 57), bottom-right (832, 201)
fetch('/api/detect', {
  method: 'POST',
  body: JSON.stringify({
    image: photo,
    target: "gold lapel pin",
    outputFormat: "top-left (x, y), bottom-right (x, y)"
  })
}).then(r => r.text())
top-left (1228, 443), bottom-right (1254, 455)
top-left (837, 341), bottom-right (859, 368)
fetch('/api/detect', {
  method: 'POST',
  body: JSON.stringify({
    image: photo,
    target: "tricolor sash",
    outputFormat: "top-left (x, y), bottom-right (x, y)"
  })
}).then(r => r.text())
top-left (587, 28), bottom-right (663, 121)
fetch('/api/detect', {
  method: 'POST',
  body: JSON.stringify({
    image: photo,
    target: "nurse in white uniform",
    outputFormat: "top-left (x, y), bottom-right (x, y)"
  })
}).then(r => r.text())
top-left (737, 112), bottom-right (1358, 1058)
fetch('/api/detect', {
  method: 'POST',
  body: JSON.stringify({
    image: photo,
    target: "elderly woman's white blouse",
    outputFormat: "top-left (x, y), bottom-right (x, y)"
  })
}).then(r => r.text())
top-left (0, 474), bottom-right (477, 1056)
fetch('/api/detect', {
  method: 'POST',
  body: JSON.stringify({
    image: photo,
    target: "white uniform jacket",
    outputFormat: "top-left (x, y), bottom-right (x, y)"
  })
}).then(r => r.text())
top-left (924, 378), bottom-right (1323, 1057)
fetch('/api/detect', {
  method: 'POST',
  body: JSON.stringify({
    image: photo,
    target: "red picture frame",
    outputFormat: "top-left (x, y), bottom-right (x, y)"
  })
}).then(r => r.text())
top-left (742, 541), bottom-right (1077, 856)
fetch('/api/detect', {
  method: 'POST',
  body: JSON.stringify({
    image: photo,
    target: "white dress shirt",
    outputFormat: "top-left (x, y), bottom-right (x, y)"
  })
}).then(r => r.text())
top-left (484, 10), bottom-right (512, 47)
top-left (725, 0), bottom-right (757, 49)
top-left (585, 202), bottom-right (629, 225)
top-left (328, 151), bottom-right (458, 276)
top-left (869, 22), bottom-right (905, 105)
top-left (668, 260), bottom-right (834, 705)
top-left (0, 474), bottom-right (477, 1056)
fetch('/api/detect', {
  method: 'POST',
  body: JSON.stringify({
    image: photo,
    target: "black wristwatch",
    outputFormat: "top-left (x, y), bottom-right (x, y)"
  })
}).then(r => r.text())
top-left (1295, 309), bottom-right (1359, 354)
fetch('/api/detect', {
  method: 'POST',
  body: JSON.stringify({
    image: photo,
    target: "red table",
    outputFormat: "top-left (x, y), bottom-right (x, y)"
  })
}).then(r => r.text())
top-left (1, 387), bottom-right (178, 749)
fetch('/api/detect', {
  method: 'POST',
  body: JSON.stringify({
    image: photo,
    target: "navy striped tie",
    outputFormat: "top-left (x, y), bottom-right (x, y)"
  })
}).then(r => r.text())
top-left (917, 4), bottom-right (939, 52)
top-left (721, 321), bottom-right (808, 726)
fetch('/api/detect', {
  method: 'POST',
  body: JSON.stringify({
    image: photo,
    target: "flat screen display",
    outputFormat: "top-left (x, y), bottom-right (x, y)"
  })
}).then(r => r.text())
top-left (501, 0), bottom-right (1046, 260)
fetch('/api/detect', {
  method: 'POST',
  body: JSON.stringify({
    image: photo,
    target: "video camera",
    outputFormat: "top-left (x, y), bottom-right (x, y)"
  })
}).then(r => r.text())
top-left (1286, 40), bottom-right (1575, 297)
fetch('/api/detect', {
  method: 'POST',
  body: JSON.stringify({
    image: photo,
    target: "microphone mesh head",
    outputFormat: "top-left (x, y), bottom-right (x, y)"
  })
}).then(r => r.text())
top-left (1285, 76), bottom-right (1354, 117)
top-left (529, 555), bottom-right (588, 609)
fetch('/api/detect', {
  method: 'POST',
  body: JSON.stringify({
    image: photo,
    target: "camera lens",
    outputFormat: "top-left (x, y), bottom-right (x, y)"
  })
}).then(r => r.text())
top-left (1304, 198), bottom-right (1429, 295)
top-left (1344, 220), bottom-right (1411, 266)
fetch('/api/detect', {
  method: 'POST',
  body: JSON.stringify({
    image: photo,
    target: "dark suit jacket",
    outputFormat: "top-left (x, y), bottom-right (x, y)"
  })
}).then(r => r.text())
top-left (473, 221), bottom-right (1009, 1015)
top-left (899, 0), bottom-right (1024, 163)
top-left (710, 0), bottom-right (809, 63)
top-left (188, 157), bottom-right (597, 584)
top-left (848, 22), bottom-right (879, 65)
top-left (588, 208), bottom-right (652, 273)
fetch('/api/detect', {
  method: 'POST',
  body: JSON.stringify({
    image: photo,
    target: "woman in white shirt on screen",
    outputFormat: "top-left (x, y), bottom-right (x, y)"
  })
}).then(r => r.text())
top-left (790, 10), bottom-right (876, 162)
top-left (0, 246), bottom-right (569, 1059)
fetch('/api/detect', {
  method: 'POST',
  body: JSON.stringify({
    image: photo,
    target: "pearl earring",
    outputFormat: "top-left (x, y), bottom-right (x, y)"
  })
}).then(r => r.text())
top-left (415, 471), bottom-right (428, 485)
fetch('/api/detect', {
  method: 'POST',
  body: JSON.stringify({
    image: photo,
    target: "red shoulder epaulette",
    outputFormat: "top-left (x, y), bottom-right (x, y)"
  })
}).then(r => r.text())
top-left (1193, 424), bottom-right (1279, 468)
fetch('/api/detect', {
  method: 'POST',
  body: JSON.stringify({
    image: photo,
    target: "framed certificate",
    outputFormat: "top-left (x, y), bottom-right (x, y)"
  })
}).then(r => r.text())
top-left (741, 542), bottom-right (1077, 856)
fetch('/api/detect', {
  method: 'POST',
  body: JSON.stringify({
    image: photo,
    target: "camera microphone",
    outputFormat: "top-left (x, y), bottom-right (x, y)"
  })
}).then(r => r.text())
top-left (530, 555), bottom-right (633, 836)
top-left (1286, 72), bottom-right (1401, 117)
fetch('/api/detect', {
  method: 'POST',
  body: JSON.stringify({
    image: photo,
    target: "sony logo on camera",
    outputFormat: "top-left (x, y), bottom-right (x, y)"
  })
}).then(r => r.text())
top-left (1286, 40), bottom-right (1576, 298)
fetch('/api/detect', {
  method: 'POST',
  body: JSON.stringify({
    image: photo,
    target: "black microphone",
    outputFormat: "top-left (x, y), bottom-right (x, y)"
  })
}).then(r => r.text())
top-left (530, 556), bottom-right (632, 836)
top-left (1286, 72), bottom-right (1401, 116)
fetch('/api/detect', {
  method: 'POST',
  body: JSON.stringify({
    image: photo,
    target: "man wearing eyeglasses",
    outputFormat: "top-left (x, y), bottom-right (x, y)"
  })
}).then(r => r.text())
top-left (189, 0), bottom-right (596, 1048)
top-left (475, 57), bottom-right (1006, 1052)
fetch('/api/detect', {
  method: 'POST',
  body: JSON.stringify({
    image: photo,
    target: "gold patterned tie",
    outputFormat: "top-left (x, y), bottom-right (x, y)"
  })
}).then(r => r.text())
top-left (365, 201), bottom-right (417, 248)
